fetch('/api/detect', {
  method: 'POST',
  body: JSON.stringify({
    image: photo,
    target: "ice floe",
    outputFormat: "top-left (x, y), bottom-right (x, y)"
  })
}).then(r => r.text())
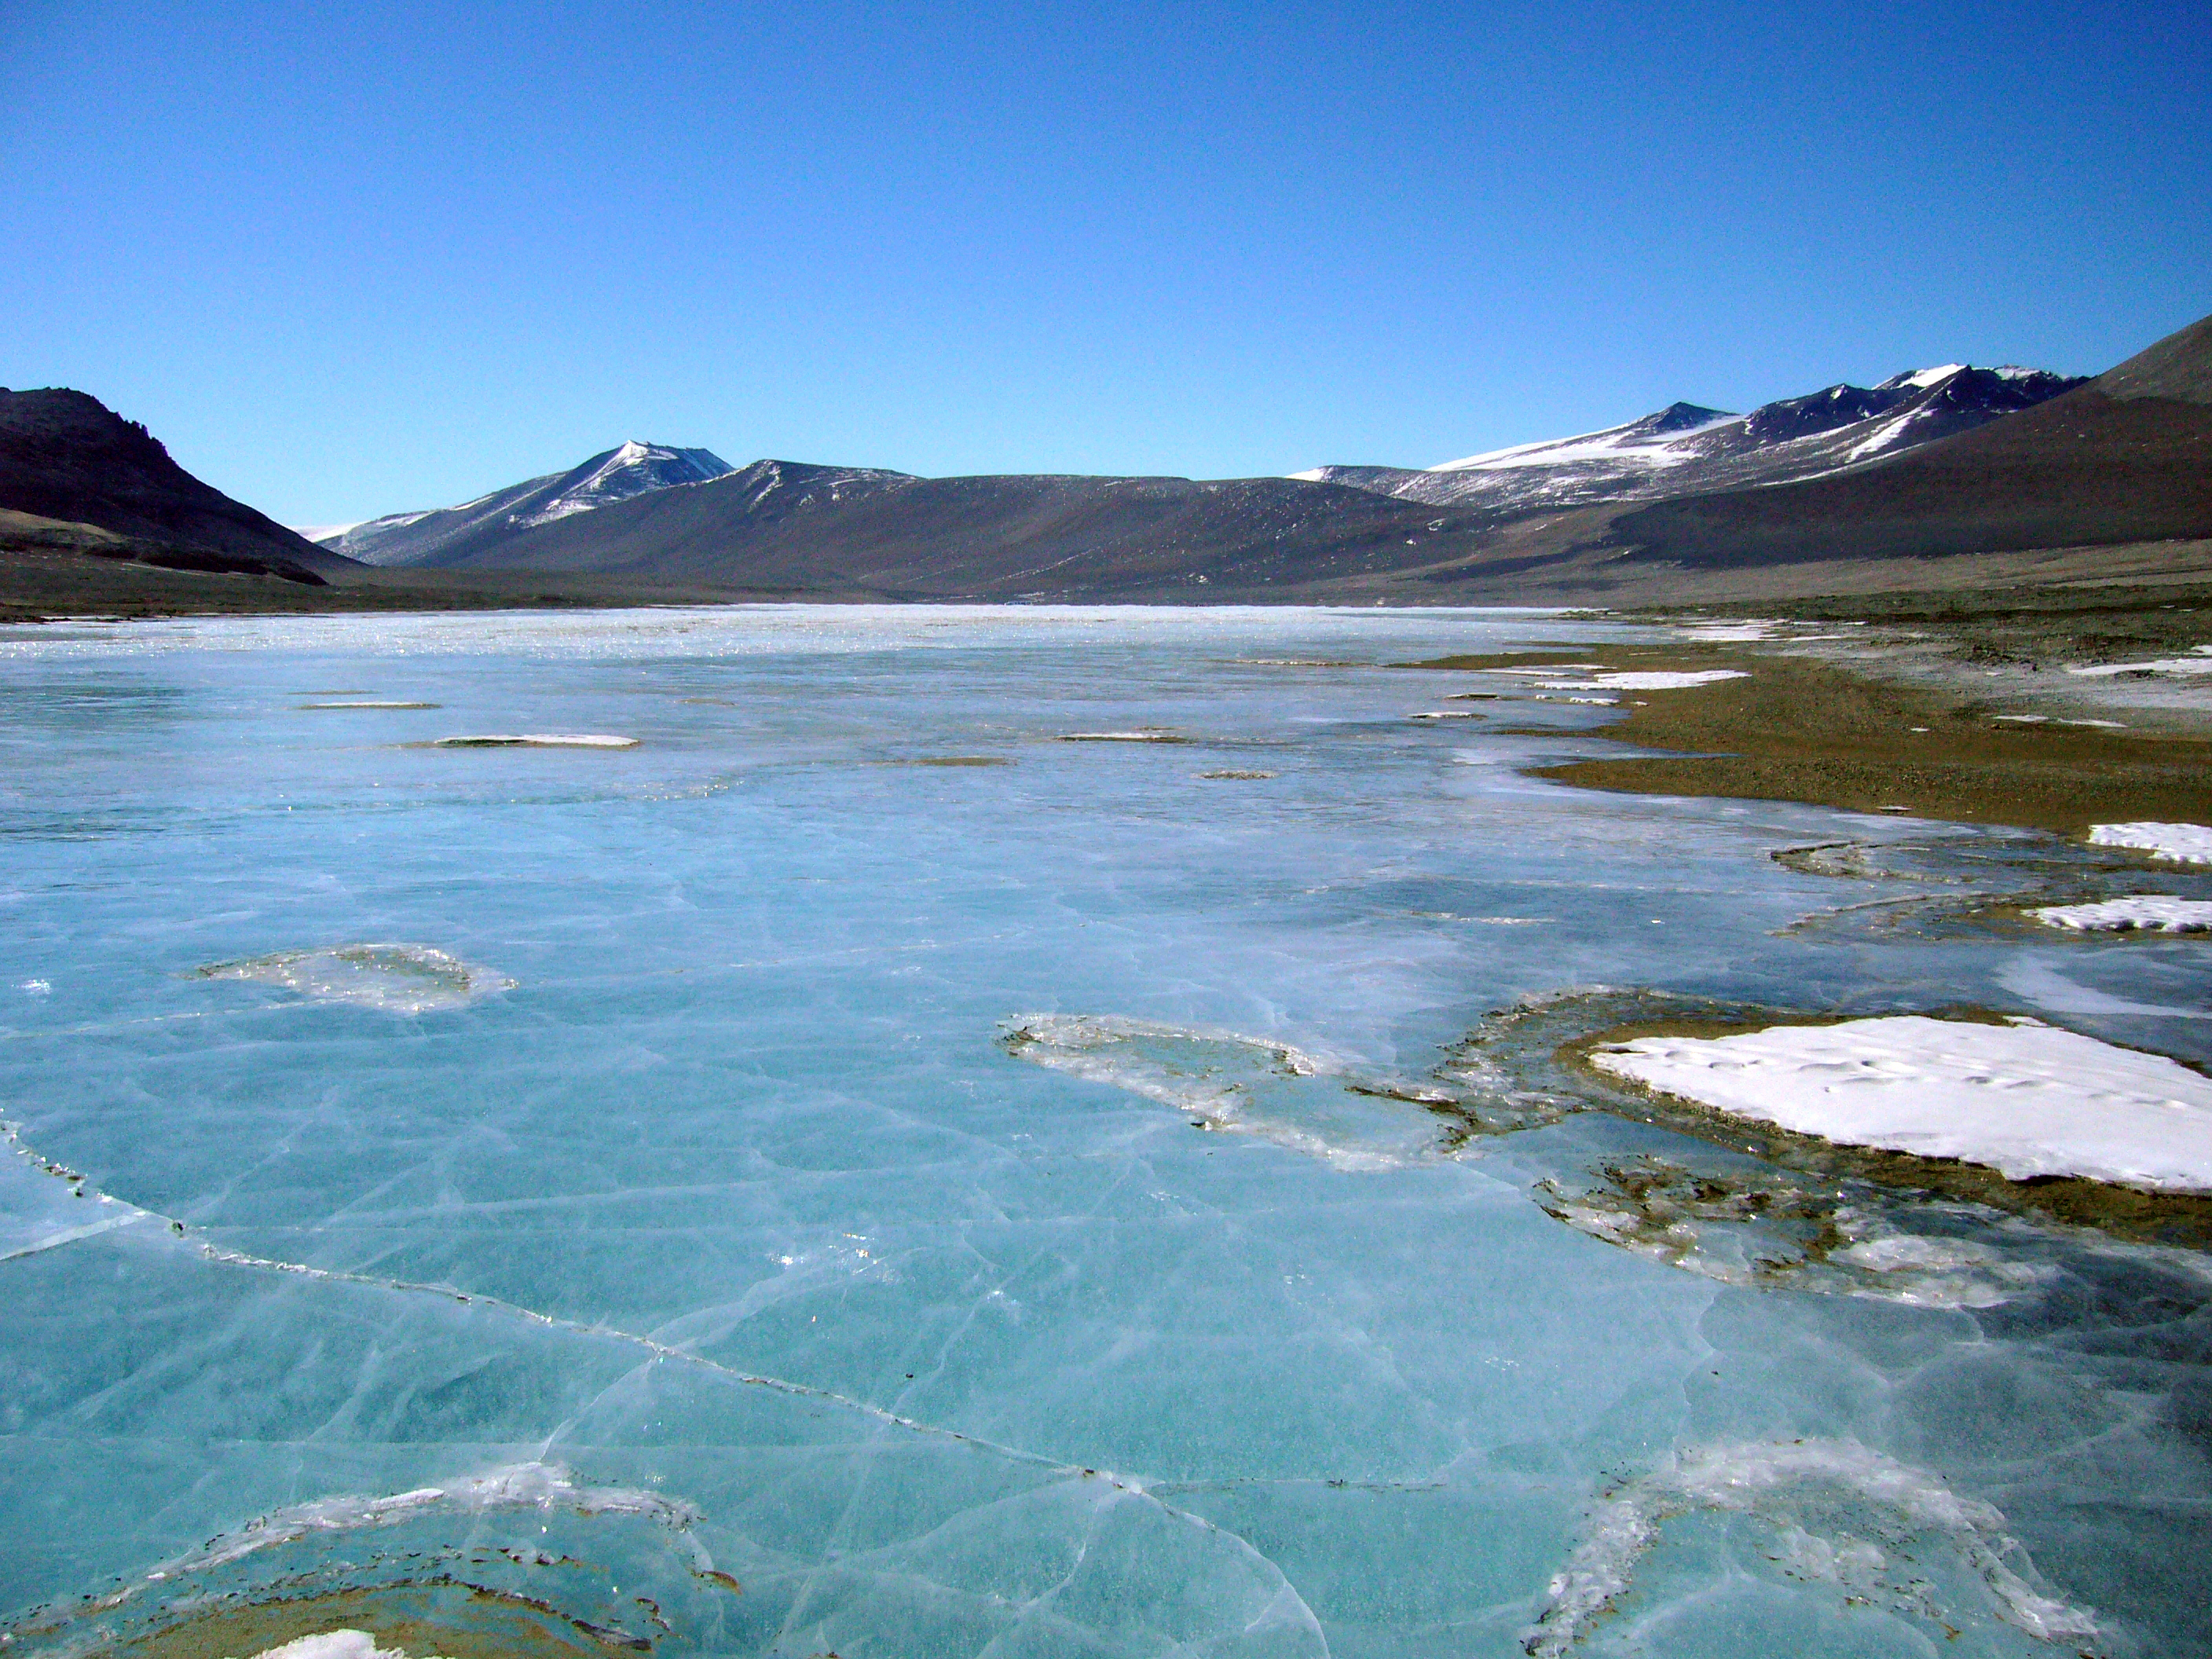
top-left (143, 1462), bottom-right (701, 1580)
top-left (1055, 730), bottom-right (1191, 742)
top-left (191, 944), bottom-right (514, 1013)
top-left (2089, 821), bottom-right (2212, 863)
top-left (1525, 1437), bottom-right (2097, 1656)
top-left (298, 701), bottom-right (440, 709)
top-left (1590, 1015), bottom-right (2212, 1191)
top-left (1001, 1014), bottom-right (1459, 1170)
top-left (2031, 896), bottom-right (2212, 932)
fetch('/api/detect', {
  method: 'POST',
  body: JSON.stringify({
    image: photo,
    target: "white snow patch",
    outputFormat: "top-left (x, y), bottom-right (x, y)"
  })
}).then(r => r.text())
top-left (1426, 416), bottom-right (1734, 474)
top-left (286, 523), bottom-right (363, 544)
top-left (2089, 822), bottom-right (2212, 864)
top-left (2031, 898), bottom-right (2212, 933)
top-left (247, 1634), bottom-right (405, 1659)
top-left (1589, 1015), bottom-right (2212, 1191)
top-left (1537, 669), bottom-right (1749, 691)
top-left (1895, 364), bottom-right (1968, 390)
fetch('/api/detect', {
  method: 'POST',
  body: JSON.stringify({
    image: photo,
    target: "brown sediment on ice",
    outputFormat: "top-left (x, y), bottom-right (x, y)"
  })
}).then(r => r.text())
top-left (1551, 1010), bottom-right (2212, 1248)
top-left (1402, 642), bottom-right (2212, 834)
top-left (103, 1584), bottom-right (646, 1659)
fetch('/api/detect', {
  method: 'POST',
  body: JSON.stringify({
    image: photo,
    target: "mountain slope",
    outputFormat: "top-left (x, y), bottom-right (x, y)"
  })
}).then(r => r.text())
top-left (421, 458), bottom-right (1491, 597)
top-left (1602, 312), bottom-right (2212, 569)
top-left (320, 440), bottom-right (734, 566)
top-left (0, 388), bottom-right (347, 571)
top-left (1297, 365), bottom-right (2084, 516)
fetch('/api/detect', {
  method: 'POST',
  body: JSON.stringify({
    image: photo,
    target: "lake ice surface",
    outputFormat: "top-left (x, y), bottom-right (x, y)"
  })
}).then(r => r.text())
top-left (2, 606), bottom-right (2210, 1658)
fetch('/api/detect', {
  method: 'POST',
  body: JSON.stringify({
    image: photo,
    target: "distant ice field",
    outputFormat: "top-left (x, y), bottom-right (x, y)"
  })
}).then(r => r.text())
top-left (2, 606), bottom-right (2210, 1658)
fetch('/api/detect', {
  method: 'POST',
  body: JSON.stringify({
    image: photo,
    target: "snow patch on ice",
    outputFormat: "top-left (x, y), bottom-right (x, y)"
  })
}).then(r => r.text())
top-left (1591, 1015), bottom-right (2212, 1191)
top-left (2089, 822), bottom-right (2212, 863)
top-left (247, 1632), bottom-right (405, 1659)
top-left (2031, 897), bottom-right (2212, 933)
top-left (1535, 669), bottom-right (1746, 690)
top-left (2066, 655), bottom-right (2212, 678)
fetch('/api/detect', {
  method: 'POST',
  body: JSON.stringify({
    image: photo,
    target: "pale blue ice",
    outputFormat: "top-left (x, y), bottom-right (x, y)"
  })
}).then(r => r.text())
top-left (1, 607), bottom-right (2207, 1657)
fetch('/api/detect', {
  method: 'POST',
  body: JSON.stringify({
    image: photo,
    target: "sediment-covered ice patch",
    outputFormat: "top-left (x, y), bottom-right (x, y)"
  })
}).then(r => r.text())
top-left (1534, 1156), bottom-right (2053, 1309)
top-left (1000, 1014), bottom-right (1460, 1169)
top-left (1590, 1015), bottom-right (2212, 1191)
top-left (2032, 896), bottom-right (2212, 932)
top-left (1525, 1437), bottom-right (2097, 1656)
top-left (2089, 822), bottom-right (2212, 864)
top-left (192, 944), bottom-right (514, 1013)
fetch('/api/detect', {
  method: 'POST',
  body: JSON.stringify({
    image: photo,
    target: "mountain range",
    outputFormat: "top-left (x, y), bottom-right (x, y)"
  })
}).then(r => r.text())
top-left (5, 309), bottom-right (2208, 609)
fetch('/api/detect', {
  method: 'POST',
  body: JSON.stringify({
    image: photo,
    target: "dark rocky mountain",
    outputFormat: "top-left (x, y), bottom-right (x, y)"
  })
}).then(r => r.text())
top-left (1600, 312), bottom-right (2212, 569)
top-left (0, 388), bottom-right (346, 573)
top-left (1297, 364), bottom-right (2085, 515)
top-left (318, 441), bottom-right (734, 566)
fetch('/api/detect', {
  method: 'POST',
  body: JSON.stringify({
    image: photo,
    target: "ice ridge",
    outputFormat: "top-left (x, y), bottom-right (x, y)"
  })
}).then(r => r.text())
top-left (1525, 1437), bottom-right (2099, 1656)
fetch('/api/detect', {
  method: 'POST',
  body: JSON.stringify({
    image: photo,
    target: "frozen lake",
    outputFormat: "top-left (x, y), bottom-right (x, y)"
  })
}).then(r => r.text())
top-left (2, 606), bottom-right (2207, 1658)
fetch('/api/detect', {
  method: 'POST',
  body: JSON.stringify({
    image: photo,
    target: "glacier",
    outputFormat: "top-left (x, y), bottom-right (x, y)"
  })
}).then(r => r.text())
top-left (1, 606), bottom-right (2209, 1657)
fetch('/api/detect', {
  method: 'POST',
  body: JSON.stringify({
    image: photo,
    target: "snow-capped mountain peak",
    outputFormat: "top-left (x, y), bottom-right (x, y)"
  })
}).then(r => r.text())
top-left (1881, 364), bottom-right (1969, 391)
top-left (311, 441), bottom-right (737, 566)
top-left (515, 441), bottom-right (735, 528)
top-left (1291, 360), bottom-right (2086, 516)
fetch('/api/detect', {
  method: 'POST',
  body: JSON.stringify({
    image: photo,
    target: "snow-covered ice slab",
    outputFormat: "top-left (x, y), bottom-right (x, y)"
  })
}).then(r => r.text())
top-left (2032, 897), bottom-right (2212, 933)
top-left (432, 733), bottom-right (639, 748)
top-left (2090, 821), bottom-right (2212, 863)
top-left (1591, 1015), bottom-right (2212, 1191)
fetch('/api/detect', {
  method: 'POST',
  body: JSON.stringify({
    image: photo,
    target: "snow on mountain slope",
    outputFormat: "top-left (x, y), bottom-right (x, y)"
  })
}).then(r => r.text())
top-left (1300, 365), bottom-right (2083, 516)
top-left (320, 441), bottom-right (735, 566)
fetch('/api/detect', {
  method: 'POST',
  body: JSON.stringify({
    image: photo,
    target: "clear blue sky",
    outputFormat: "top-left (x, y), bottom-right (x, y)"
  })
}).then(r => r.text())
top-left (3, 0), bottom-right (2207, 525)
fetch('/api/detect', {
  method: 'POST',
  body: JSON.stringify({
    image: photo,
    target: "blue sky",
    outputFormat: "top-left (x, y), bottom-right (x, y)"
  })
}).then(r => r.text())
top-left (2, 1), bottom-right (2207, 524)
